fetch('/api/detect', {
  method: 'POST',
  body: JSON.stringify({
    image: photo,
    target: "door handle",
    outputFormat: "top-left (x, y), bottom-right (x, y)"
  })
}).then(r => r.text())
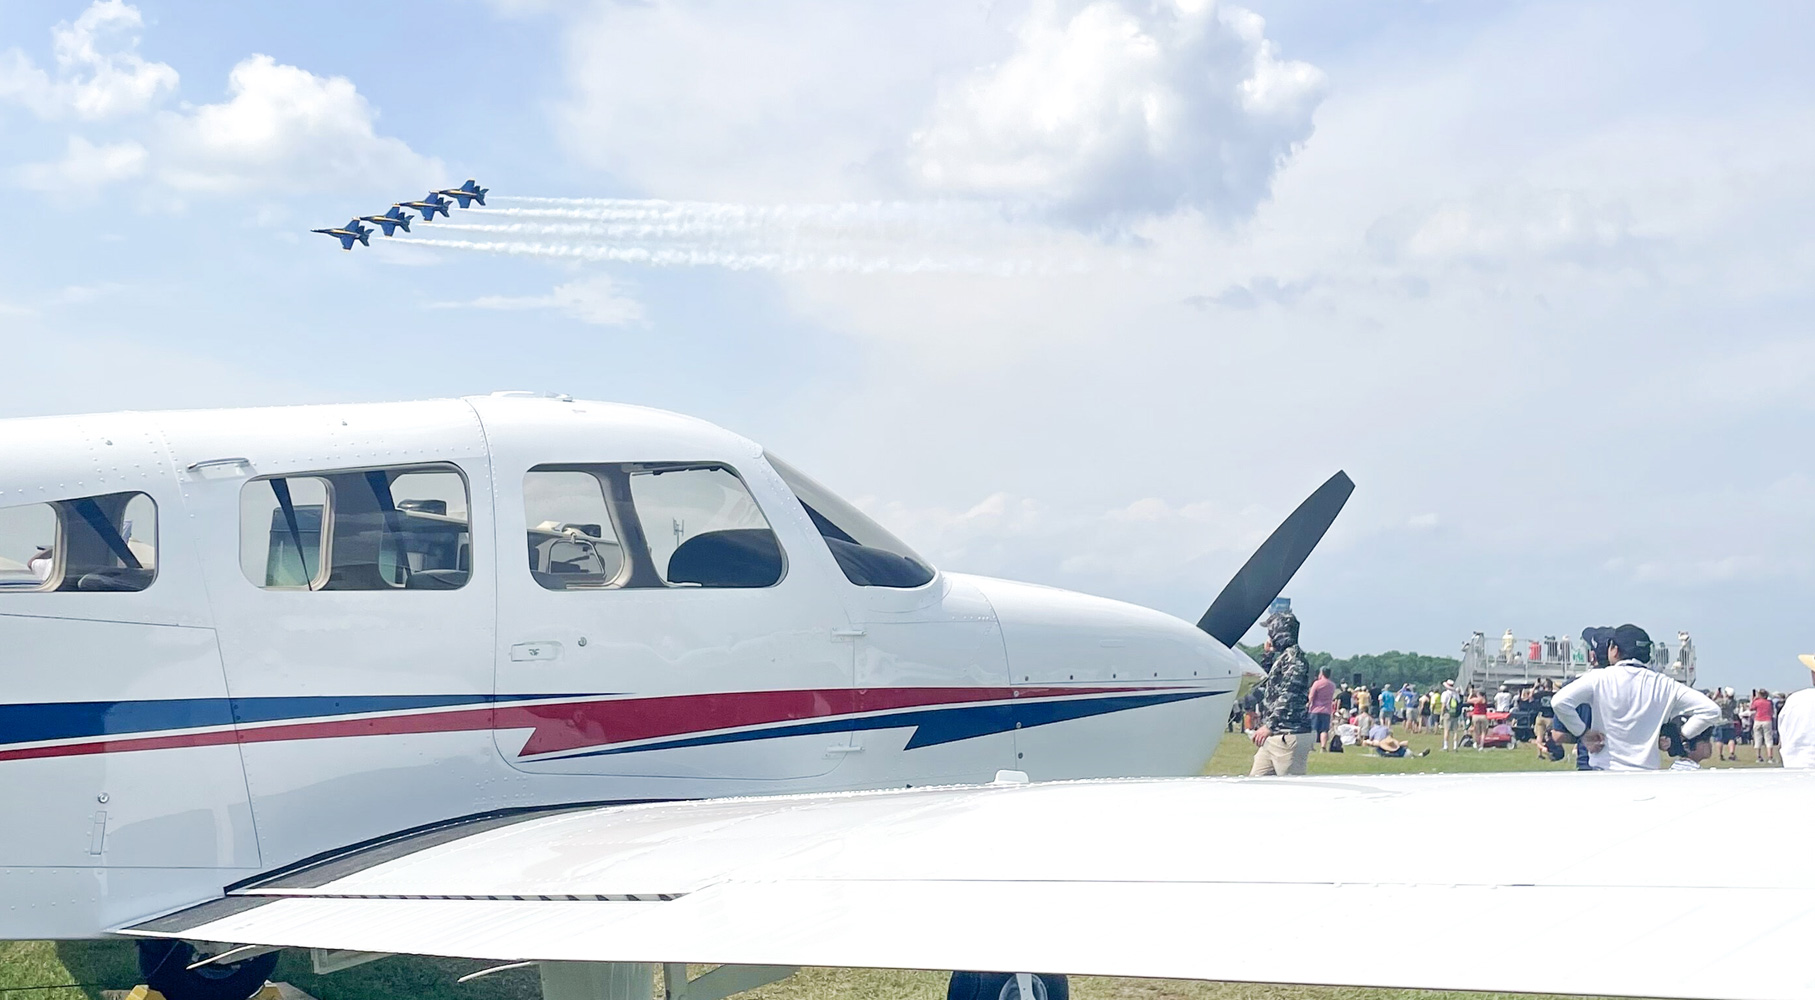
top-left (510, 641), bottom-right (563, 662)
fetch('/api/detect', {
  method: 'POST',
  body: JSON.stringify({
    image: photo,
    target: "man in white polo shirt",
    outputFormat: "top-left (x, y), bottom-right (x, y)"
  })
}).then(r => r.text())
top-left (1551, 624), bottom-right (1720, 771)
top-left (1778, 654), bottom-right (1815, 769)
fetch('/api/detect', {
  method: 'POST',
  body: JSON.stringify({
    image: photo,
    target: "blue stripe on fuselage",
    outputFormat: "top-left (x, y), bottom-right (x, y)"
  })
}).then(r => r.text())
top-left (542, 688), bottom-right (1227, 760)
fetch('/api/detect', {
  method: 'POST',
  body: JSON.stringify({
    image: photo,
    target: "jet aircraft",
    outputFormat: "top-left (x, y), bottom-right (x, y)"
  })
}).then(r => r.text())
top-left (0, 394), bottom-right (1791, 1000)
top-left (309, 219), bottom-right (372, 250)
top-left (357, 205), bottom-right (414, 237)
top-left (436, 178), bottom-right (489, 208)
top-left (397, 191), bottom-right (451, 220)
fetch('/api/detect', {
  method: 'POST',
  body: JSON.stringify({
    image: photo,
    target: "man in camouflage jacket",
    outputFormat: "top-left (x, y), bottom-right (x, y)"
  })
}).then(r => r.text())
top-left (1247, 610), bottom-right (1315, 776)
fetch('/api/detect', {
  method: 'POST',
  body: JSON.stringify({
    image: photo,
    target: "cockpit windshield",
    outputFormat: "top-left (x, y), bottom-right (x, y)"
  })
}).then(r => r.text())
top-left (764, 454), bottom-right (935, 589)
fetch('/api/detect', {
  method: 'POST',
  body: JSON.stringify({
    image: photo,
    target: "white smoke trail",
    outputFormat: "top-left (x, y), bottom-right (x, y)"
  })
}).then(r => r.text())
top-left (390, 196), bottom-right (1076, 274)
top-left (391, 237), bottom-right (1055, 276)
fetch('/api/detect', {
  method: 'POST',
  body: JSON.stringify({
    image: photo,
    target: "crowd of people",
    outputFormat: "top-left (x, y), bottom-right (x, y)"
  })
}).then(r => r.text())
top-left (1236, 616), bottom-right (1815, 775)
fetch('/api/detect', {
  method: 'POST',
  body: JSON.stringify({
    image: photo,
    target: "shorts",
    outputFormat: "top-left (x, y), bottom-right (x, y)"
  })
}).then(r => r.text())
top-left (1713, 723), bottom-right (1735, 742)
top-left (1755, 723), bottom-right (1776, 748)
top-left (1311, 712), bottom-right (1331, 735)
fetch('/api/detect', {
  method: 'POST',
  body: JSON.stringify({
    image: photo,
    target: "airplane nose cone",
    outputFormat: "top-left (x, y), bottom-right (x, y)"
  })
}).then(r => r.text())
top-left (953, 574), bottom-right (1246, 686)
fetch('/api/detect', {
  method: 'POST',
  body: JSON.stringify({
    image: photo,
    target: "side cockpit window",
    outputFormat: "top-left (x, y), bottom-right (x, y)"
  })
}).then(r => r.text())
top-left (0, 492), bottom-right (157, 593)
top-left (525, 470), bottom-right (626, 590)
top-left (241, 464), bottom-right (471, 591)
top-left (764, 453), bottom-right (934, 589)
top-left (525, 463), bottom-right (783, 590)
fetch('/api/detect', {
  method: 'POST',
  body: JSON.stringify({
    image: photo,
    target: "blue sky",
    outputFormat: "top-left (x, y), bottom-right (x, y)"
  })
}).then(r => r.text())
top-left (3, 0), bottom-right (1813, 689)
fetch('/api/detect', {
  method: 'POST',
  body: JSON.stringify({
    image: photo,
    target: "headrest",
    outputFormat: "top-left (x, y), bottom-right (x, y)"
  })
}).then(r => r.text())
top-left (667, 529), bottom-right (783, 588)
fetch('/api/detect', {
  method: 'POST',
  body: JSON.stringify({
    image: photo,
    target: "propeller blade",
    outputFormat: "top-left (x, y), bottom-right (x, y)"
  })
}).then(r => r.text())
top-left (1195, 470), bottom-right (1355, 648)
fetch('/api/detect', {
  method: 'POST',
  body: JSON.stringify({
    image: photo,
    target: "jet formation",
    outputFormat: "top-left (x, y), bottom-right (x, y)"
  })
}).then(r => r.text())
top-left (311, 179), bottom-right (488, 251)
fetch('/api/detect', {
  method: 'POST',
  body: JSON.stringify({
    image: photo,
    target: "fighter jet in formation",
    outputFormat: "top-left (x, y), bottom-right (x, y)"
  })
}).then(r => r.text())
top-left (311, 179), bottom-right (488, 250)
top-left (436, 179), bottom-right (488, 208)
top-left (396, 192), bottom-right (452, 221)
top-left (357, 206), bottom-right (414, 237)
top-left (310, 219), bottom-right (373, 251)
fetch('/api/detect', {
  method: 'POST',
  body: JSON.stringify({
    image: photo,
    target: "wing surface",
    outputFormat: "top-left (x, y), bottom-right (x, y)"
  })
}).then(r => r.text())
top-left (127, 770), bottom-right (1815, 1000)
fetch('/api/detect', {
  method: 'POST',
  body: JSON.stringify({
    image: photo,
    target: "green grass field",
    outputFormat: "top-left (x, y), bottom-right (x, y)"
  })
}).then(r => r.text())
top-left (6, 721), bottom-right (1762, 1000)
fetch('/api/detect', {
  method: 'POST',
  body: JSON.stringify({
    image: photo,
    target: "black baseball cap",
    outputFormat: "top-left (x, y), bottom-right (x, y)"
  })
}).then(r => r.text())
top-left (1612, 624), bottom-right (1651, 658)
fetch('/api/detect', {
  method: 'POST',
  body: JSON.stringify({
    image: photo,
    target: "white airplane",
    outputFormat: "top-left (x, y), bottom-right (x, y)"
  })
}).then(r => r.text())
top-left (2, 394), bottom-right (1802, 1000)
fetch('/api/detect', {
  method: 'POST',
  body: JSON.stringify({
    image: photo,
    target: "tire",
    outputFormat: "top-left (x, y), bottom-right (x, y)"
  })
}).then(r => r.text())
top-left (948, 972), bottom-right (1069, 1000)
top-left (138, 939), bottom-right (280, 1000)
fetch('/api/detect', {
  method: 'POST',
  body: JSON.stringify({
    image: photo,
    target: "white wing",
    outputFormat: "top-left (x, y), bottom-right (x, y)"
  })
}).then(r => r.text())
top-left (129, 770), bottom-right (1815, 1000)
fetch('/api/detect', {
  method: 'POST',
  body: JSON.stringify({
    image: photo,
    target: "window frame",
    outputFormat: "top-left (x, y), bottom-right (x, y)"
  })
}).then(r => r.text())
top-left (524, 460), bottom-right (788, 591)
top-left (524, 467), bottom-right (632, 591)
top-left (240, 462), bottom-right (471, 593)
top-left (0, 491), bottom-right (159, 594)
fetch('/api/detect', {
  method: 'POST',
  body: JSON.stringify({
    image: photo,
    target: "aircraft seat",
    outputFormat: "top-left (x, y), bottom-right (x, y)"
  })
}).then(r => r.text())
top-left (402, 569), bottom-right (470, 590)
top-left (666, 529), bottom-right (783, 588)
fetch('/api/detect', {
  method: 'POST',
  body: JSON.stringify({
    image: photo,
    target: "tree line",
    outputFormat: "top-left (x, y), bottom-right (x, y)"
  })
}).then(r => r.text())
top-left (1237, 646), bottom-right (1461, 689)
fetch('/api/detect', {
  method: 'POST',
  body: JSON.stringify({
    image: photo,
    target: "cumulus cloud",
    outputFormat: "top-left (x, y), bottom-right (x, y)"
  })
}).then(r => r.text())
top-left (155, 55), bottom-right (440, 196)
top-left (909, 0), bottom-right (1324, 224)
top-left (545, 0), bottom-right (1319, 225)
top-left (0, 0), bottom-right (177, 120)
top-left (2, 3), bottom-right (438, 202)
top-left (16, 135), bottom-right (147, 192)
top-left (436, 274), bottom-right (645, 327)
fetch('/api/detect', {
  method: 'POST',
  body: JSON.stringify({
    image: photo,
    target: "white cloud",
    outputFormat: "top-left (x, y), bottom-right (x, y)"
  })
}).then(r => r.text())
top-left (156, 55), bottom-right (440, 196)
top-left (546, 0), bottom-right (1319, 226)
top-left (909, 0), bottom-right (1324, 223)
top-left (438, 275), bottom-right (645, 327)
top-left (0, 0), bottom-right (177, 120)
top-left (2, 2), bottom-right (438, 201)
top-left (16, 135), bottom-right (147, 192)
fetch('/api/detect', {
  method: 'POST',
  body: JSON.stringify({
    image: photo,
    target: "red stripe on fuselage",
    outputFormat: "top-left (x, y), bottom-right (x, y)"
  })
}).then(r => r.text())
top-left (500, 686), bottom-right (1137, 756)
top-left (0, 686), bottom-right (1176, 762)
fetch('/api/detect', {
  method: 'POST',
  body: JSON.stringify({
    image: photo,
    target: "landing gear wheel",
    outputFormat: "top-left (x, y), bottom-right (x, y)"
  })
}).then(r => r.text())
top-left (947, 972), bottom-right (1069, 1000)
top-left (137, 939), bottom-right (280, 1000)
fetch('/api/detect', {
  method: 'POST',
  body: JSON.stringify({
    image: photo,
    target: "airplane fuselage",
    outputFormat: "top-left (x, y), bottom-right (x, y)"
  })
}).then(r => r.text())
top-left (0, 395), bottom-right (1244, 940)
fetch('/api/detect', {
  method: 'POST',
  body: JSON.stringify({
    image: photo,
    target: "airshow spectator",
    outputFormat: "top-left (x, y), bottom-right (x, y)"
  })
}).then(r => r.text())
top-left (1713, 687), bottom-right (1739, 761)
top-left (1532, 679), bottom-right (1556, 760)
top-left (1248, 611), bottom-right (1314, 776)
top-left (1400, 683), bottom-right (1417, 725)
top-left (1551, 625), bottom-right (1720, 771)
top-left (1379, 686), bottom-right (1397, 728)
top-left (1440, 680), bottom-right (1463, 751)
top-left (1778, 655), bottom-right (1815, 769)
top-left (1751, 688), bottom-right (1778, 764)
top-left (1657, 715), bottom-right (1714, 771)
top-left (1493, 686), bottom-right (1513, 713)
top-left (1468, 687), bottom-right (1490, 750)
top-left (1308, 667), bottom-right (1337, 750)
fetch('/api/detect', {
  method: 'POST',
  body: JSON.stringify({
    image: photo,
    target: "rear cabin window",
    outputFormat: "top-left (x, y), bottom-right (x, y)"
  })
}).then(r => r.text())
top-left (524, 463), bottom-right (783, 590)
top-left (240, 465), bottom-right (471, 591)
top-left (764, 454), bottom-right (934, 589)
top-left (0, 492), bottom-right (157, 593)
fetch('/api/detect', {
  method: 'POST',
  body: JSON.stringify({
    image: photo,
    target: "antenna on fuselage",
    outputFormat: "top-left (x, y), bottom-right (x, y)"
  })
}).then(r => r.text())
top-left (1195, 470), bottom-right (1354, 648)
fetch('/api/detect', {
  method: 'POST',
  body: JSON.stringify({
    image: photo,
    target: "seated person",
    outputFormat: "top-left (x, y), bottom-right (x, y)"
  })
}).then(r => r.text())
top-left (1333, 720), bottom-right (1361, 748)
top-left (1658, 715), bottom-right (1715, 771)
top-left (1362, 726), bottom-right (1431, 758)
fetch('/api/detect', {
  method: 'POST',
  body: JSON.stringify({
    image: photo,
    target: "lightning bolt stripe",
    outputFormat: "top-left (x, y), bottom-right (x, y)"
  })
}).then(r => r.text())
top-left (0, 686), bottom-right (1228, 763)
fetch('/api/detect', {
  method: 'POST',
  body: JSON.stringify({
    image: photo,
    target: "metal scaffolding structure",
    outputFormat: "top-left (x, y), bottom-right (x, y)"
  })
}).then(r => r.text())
top-left (1455, 630), bottom-right (1696, 693)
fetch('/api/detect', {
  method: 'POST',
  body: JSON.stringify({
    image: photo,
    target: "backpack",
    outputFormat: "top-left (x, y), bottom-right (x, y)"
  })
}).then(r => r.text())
top-left (1328, 734), bottom-right (1344, 753)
